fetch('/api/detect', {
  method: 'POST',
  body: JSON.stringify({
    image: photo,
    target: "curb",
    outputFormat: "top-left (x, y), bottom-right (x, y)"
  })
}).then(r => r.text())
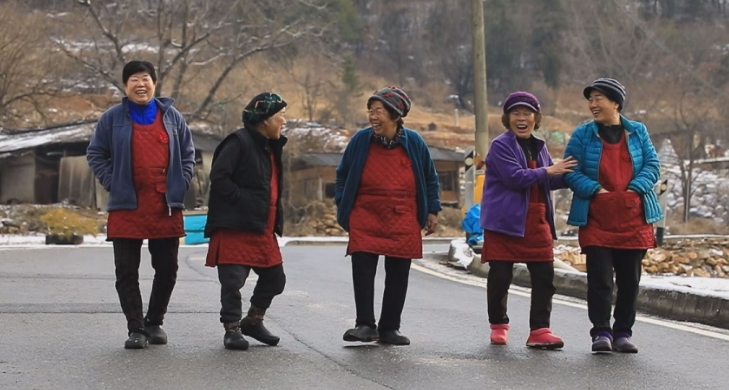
top-left (461, 257), bottom-right (729, 330)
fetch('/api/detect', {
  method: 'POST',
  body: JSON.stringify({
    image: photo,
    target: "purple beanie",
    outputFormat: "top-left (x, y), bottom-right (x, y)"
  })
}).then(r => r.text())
top-left (503, 92), bottom-right (541, 114)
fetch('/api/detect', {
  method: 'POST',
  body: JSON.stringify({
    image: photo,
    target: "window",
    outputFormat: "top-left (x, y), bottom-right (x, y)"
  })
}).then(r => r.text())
top-left (439, 171), bottom-right (455, 192)
top-left (324, 183), bottom-right (335, 198)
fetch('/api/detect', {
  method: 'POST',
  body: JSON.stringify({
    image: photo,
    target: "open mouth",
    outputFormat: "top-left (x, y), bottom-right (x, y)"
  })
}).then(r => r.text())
top-left (371, 123), bottom-right (382, 131)
top-left (135, 89), bottom-right (148, 98)
top-left (515, 124), bottom-right (528, 130)
top-left (591, 109), bottom-right (601, 116)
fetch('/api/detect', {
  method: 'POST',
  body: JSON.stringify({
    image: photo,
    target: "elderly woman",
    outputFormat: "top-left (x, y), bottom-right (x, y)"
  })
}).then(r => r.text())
top-left (480, 92), bottom-right (576, 349)
top-left (204, 93), bottom-right (288, 351)
top-left (564, 78), bottom-right (662, 354)
top-left (335, 86), bottom-right (441, 346)
top-left (87, 60), bottom-right (195, 349)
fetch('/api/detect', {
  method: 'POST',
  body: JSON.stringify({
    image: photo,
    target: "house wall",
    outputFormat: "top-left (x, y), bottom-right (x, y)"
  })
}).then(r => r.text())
top-left (194, 151), bottom-right (214, 207)
top-left (289, 166), bottom-right (337, 205)
top-left (435, 160), bottom-right (461, 206)
top-left (289, 162), bottom-right (463, 207)
top-left (0, 154), bottom-right (35, 204)
top-left (58, 156), bottom-right (95, 207)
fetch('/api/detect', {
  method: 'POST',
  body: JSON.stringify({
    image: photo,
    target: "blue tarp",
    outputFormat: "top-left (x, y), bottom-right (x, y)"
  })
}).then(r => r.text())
top-left (461, 204), bottom-right (483, 246)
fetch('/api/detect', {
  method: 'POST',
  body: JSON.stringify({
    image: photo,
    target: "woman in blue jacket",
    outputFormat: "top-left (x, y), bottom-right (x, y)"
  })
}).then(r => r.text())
top-left (563, 78), bottom-right (663, 354)
top-left (335, 87), bottom-right (441, 346)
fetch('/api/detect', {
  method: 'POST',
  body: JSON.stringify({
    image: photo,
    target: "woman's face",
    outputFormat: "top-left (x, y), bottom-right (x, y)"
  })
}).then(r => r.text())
top-left (368, 100), bottom-right (397, 136)
top-left (260, 108), bottom-right (287, 139)
top-left (588, 90), bottom-right (620, 124)
top-left (124, 71), bottom-right (156, 105)
top-left (508, 107), bottom-right (536, 139)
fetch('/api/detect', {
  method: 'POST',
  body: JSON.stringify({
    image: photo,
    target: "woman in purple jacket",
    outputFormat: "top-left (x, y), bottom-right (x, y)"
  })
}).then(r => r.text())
top-left (480, 92), bottom-right (576, 349)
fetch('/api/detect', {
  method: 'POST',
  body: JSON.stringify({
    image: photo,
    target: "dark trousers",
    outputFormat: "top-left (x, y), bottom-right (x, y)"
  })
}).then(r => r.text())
top-left (351, 252), bottom-right (412, 331)
top-left (218, 264), bottom-right (286, 324)
top-left (585, 246), bottom-right (645, 337)
top-left (113, 238), bottom-right (179, 333)
top-left (487, 261), bottom-right (555, 330)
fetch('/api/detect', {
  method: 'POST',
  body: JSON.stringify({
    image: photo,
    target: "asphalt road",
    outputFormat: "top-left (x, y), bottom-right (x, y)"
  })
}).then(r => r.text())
top-left (1, 244), bottom-right (729, 390)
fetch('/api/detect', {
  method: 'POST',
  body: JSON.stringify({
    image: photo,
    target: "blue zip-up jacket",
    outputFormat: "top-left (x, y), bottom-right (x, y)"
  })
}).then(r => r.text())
top-left (335, 127), bottom-right (442, 231)
top-left (563, 116), bottom-right (663, 226)
top-left (87, 97), bottom-right (196, 211)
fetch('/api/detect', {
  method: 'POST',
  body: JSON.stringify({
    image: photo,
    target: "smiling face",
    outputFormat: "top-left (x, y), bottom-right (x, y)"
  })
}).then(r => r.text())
top-left (367, 100), bottom-right (398, 137)
top-left (124, 71), bottom-right (156, 105)
top-left (507, 107), bottom-right (537, 139)
top-left (259, 107), bottom-right (287, 139)
top-left (588, 90), bottom-right (620, 125)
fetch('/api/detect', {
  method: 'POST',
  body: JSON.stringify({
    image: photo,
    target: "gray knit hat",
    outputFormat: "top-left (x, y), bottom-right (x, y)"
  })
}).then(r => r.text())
top-left (367, 86), bottom-right (412, 118)
top-left (583, 78), bottom-right (626, 110)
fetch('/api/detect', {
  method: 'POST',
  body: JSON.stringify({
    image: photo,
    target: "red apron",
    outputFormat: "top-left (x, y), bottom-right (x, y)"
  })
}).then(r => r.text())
top-left (482, 161), bottom-right (554, 262)
top-left (206, 153), bottom-right (282, 268)
top-left (578, 133), bottom-right (655, 250)
top-left (347, 143), bottom-right (422, 259)
top-left (106, 112), bottom-right (184, 240)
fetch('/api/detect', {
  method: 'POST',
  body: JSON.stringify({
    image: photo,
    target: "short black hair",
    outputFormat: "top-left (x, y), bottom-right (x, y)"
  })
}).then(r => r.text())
top-left (122, 60), bottom-right (157, 84)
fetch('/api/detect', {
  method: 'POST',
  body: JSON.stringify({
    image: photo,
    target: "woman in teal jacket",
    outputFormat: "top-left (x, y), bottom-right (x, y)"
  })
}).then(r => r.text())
top-left (563, 78), bottom-right (663, 354)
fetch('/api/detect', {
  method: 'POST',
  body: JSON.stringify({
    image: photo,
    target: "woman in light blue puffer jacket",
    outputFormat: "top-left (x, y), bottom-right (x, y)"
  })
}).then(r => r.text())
top-left (563, 78), bottom-right (663, 355)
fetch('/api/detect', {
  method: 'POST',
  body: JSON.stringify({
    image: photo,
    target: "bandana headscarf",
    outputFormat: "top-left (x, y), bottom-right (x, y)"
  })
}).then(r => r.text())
top-left (242, 92), bottom-right (287, 125)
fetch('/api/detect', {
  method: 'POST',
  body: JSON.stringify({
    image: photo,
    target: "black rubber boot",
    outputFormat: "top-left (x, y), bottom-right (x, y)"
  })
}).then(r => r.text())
top-left (124, 331), bottom-right (148, 349)
top-left (342, 325), bottom-right (379, 342)
top-left (378, 329), bottom-right (410, 346)
top-left (223, 322), bottom-right (249, 351)
top-left (240, 306), bottom-right (280, 346)
top-left (145, 325), bottom-right (168, 345)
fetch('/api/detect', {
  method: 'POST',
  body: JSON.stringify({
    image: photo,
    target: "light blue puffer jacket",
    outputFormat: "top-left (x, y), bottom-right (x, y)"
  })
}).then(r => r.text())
top-left (563, 116), bottom-right (664, 226)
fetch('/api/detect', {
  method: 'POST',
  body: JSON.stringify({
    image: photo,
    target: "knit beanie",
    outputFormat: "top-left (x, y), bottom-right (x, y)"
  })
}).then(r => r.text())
top-left (503, 91), bottom-right (541, 114)
top-left (583, 78), bottom-right (626, 110)
top-left (367, 86), bottom-right (412, 118)
top-left (242, 92), bottom-right (287, 125)
top-left (122, 61), bottom-right (157, 84)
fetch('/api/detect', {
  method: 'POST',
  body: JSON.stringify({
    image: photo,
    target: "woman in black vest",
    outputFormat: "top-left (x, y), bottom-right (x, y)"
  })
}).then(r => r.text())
top-left (204, 93), bottom-right (288, 350)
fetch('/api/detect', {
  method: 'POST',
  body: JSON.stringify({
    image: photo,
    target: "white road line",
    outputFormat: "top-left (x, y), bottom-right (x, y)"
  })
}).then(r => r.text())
top-left (411, 263), bottom-right (729, 342)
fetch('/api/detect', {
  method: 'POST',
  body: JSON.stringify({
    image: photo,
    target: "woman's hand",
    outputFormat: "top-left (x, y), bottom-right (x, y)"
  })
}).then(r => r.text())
top-left (546, 156), bottom-right (578, 176)
top-left (425, 213), bottom-right (438, 236)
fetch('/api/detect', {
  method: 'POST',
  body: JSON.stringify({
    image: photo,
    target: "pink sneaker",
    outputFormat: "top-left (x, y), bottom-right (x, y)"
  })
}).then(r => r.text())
top-left (490, 324), bottom-right (509, 345)
top-left (526, 328), bottom-right (564, 350)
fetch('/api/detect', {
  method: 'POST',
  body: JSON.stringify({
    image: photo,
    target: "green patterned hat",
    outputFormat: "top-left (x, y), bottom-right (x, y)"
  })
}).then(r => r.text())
top-left (242, 92), bottom-right (287, 124)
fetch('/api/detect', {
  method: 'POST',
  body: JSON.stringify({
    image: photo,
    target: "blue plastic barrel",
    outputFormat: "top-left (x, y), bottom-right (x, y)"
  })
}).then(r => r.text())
top-left (183, 214), bottom-right (209, 245)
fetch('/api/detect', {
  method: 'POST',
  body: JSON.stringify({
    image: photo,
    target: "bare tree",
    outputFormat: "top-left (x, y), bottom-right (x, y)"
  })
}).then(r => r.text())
top-left (563, 0), bottom-right (664, 102)
top-left (56, 0), bottom-right (332, 124)
top-left (664, 77), bottom-right (718, 222)
top-left (0, 1), bottom-right (58, 127)
top-left (277, 48), bottom-right (335, 122)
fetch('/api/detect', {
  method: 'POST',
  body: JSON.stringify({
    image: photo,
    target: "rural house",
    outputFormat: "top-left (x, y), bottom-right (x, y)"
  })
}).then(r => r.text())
top-left (289, 146), bottom-right (464, 207)
top-left (0, 121), bottom-right (223, 210)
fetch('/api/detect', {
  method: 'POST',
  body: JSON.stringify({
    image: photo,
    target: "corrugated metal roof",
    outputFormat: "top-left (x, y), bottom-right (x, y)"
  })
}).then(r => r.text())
top-left (428, 146), bottom-right (463, 162)
top-left (0, 122), bottom-right (222, 154)
top-left (298, 153), bottom-right (343, 166)
top-left (0, 123), bottom-right (95, 153)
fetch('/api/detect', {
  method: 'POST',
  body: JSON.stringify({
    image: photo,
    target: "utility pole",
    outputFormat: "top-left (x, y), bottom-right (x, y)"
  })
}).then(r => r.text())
top-left (464, 0), bottom-right (489, 212)
top-left (471, 0), bottom-right (489, 158)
